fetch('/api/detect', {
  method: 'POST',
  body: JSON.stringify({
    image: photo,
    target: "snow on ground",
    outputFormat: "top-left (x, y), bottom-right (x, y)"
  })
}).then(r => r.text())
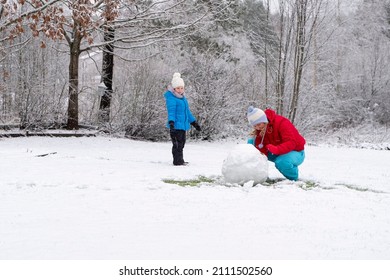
top-left (0, 136), bottom-right (389, 260)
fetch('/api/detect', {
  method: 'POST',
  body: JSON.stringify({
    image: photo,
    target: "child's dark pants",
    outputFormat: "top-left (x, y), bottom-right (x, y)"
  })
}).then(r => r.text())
top-left (170, 129), bottom-right (186, 165)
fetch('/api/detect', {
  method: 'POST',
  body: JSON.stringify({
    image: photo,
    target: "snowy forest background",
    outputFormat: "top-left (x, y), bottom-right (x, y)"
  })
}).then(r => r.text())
top-left (0, 0), bottom-right (389, 145)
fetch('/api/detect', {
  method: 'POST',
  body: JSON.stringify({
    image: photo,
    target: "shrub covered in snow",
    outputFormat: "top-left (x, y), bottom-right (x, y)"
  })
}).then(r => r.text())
top-left (222, 144), bottom-right (268, 185)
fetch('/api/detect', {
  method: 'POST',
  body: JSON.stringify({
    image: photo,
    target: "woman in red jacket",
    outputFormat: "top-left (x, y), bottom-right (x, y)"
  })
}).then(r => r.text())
top-left (247, 106), bottom-right (305, 181)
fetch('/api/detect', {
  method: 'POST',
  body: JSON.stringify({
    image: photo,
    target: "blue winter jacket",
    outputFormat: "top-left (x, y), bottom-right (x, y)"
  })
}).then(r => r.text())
top-left (164, 90), bottom-right (196, 131)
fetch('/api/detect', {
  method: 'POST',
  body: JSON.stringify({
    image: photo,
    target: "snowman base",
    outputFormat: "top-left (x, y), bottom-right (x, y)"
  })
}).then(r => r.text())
top-left (222, 144), bottom-right (268, 185)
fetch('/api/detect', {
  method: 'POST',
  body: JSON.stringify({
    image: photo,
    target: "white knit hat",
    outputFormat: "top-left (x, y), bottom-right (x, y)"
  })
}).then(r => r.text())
top-left (247, 106), bottom-right (268, 126)
top-left (171, 72), bottom-right (185, 88)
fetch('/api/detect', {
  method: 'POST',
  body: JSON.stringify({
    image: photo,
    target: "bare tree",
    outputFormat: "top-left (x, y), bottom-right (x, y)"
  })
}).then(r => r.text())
top-left (267, 0), bottom-right (331, 124)
top-left (98, 1), bottom-right (117, 124)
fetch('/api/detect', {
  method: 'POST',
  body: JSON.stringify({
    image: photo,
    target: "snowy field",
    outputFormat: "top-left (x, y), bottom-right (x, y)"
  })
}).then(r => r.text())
top-left (0, 136), bottom-right (389, 260)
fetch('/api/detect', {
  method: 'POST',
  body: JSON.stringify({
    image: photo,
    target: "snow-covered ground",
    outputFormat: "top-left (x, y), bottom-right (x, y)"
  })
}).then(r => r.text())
top-left (0, 136), bottom-right (389, 260)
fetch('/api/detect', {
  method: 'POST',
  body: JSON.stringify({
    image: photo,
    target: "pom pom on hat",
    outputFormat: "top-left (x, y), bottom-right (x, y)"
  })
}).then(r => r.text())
top-left (171, 72), bottom-right (185, 88)
top-left (247, 106), bottom-right (268, 126)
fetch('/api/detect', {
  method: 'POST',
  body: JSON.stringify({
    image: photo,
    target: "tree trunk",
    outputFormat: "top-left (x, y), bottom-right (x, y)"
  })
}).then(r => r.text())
top-left (66, 31), bottom-right (82, 130)
top-left (275, 3), bottom-right (293, 115)
top-left (99, 25), bottom-right (115, 124)
top-left (289, 0), bottom-right (307, 123)
top-left (275, 7), bottom-right (285, 113)
top-left (264, 0), bottom-right (270, 103)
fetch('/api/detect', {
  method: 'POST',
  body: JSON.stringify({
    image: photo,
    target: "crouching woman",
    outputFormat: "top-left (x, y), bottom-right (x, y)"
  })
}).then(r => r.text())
top-left (247, 106), bottom-right (306, 181)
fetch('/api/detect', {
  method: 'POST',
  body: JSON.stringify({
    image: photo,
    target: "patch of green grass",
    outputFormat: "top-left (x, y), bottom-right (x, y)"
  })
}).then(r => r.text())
top-left (163, 175), bottom-right (215, 187)
top-left (303, 180), bottom-right (319, 189)
top-left (297, 180), bottom-right (328, 191)
top-left (263, 178), bottom-right (286, 186)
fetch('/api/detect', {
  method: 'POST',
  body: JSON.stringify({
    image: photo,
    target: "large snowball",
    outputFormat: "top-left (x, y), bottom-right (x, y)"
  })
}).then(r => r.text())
top-left (222, 144), bottom-right (268, 185)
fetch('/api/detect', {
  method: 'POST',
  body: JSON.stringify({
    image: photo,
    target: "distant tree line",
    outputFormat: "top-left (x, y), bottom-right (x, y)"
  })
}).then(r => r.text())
top-left (0, 0), bottom-right (389, 141)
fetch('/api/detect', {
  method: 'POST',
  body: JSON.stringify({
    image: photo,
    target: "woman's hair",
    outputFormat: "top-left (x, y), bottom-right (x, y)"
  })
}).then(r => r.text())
top-left (249, 124), bottom-right (269, 137)
top-left (249, 128), bottom-right (260, 137)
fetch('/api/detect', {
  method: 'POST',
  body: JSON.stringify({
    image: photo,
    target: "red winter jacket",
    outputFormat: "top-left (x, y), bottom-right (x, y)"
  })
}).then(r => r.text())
top-left (254, 109), bottom-right (306, 156)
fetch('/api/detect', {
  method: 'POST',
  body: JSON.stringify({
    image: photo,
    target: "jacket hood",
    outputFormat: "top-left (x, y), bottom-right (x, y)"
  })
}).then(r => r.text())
top-left (167, 85), bottom-right (174, 92)
top-left (165, 85), bottom-right (185, 99)
top-left (265, 108), bottom-right (277, 123)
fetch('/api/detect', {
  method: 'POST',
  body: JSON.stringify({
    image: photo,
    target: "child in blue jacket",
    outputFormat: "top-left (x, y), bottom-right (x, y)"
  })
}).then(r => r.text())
top-left (164, 73), bottom-right (201, 166)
